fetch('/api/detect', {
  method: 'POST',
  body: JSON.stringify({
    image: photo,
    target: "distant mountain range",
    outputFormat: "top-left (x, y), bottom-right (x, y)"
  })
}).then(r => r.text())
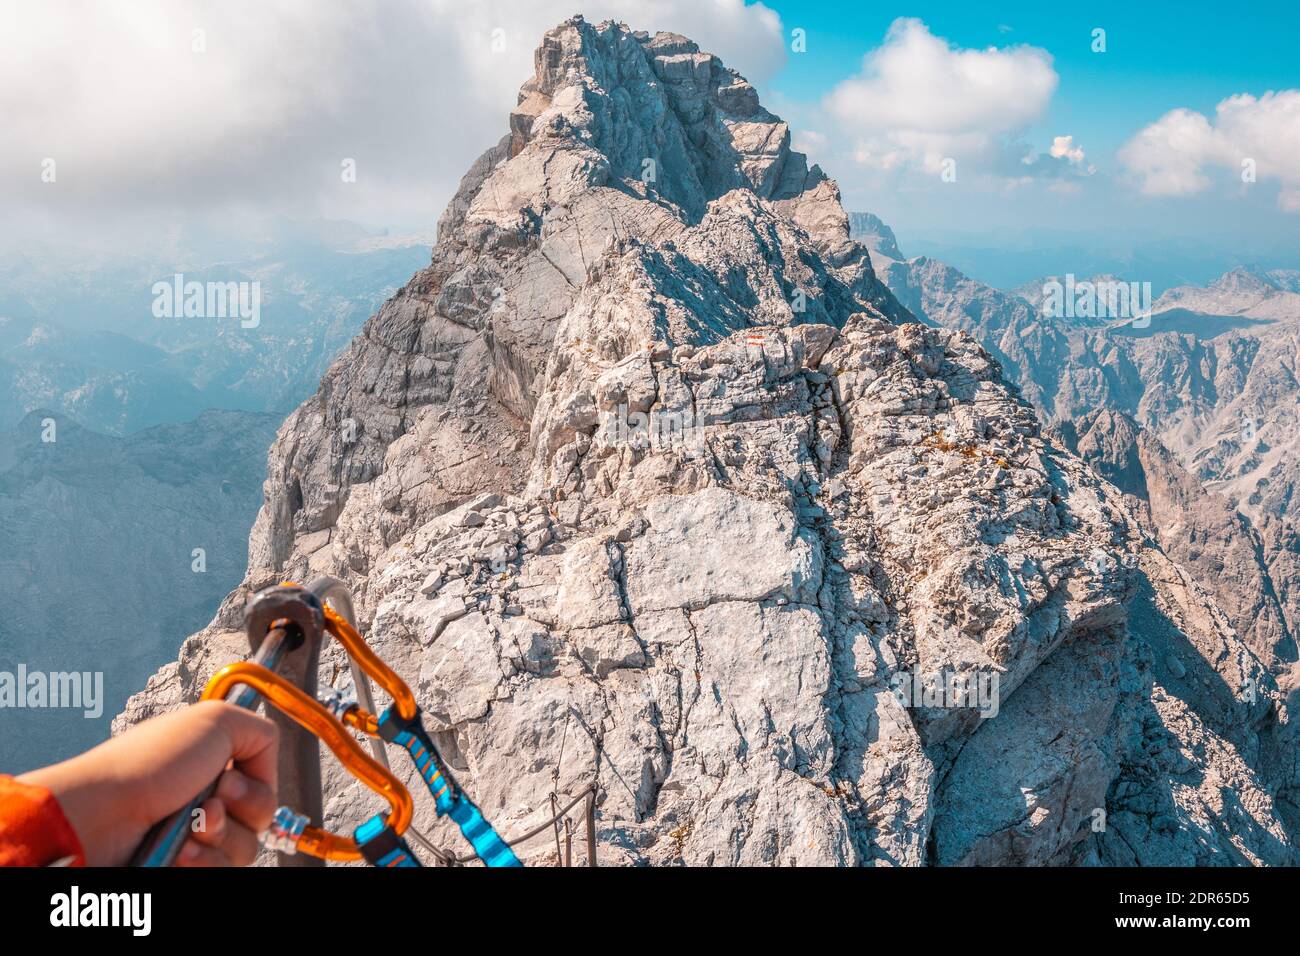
top-left (0, 409), bottom-right (279, 772)
top-left (0, 230), bottom-right (429, 434)
top-left (852, 212), bottom-right (1300, 674)
top-left (0, 222), bottom-right (431, 771)
top-left (895, 230), bottom-right (1298, 296)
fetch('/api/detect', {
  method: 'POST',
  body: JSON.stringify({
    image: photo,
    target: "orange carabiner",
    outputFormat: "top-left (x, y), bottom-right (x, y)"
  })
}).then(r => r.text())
top-left (202, 661), bottom-right (414, 862)
top-left (274, 578), bottom-right (417, 722)
top-left (321, 604), bottom-right (418, 722)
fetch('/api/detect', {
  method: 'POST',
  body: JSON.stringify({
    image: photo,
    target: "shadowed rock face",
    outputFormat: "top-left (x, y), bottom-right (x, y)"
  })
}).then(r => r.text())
top-left (120, 17), bottom-right (1295, 866)
top-left (1053, 409), bottom-right (1294, 666)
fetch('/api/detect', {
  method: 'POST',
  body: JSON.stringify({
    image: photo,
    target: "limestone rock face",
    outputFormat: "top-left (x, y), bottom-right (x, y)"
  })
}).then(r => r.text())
top-left (120, 17), bottom-right (1295, 866)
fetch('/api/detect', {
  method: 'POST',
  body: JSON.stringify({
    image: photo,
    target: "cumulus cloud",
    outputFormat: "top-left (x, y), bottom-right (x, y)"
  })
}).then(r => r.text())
top-left (824, 18), bottom-right (1060, 179)
top-left (1119, 91), bottom-right (1300, 210)
top-left (0, 0), bottom-right (785, 232)
top-left (1011, 134), bottom-right (1095, 185)
top-left (1050, 135), bottom-right (1086, 165)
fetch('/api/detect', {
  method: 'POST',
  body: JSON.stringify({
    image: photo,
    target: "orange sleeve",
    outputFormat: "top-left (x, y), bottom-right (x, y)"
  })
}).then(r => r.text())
top-left (0, 775), bottom-right (86, 867)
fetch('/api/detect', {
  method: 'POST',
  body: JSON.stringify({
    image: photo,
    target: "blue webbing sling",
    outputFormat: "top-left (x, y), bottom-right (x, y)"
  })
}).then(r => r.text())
top-left (353, 705), bottom-right (522, 868)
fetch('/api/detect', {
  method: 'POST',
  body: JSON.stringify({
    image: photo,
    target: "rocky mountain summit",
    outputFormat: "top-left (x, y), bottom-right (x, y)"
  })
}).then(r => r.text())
top-left (121, 17), bottom-right (1296, 866)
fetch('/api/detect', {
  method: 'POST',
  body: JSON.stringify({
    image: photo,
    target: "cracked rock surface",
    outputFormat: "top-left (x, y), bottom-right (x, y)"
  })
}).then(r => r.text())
top-left (119, 17), bottom-right (1295, 866)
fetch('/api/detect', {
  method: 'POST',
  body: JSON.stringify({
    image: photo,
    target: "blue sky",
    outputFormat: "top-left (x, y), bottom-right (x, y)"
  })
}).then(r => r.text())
top-left (747, 0), bottom-right (1299, 264)
top-left (764, 0), bottom-right (1298, 145)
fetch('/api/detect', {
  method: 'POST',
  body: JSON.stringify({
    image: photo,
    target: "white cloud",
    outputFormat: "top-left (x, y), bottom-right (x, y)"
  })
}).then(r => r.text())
top-left (1119, 91), bottom-right (1300, 210)
top-left (1049, 135), bottom-right (1086, 165)
top-left (0, 1), bottom-right (785, 233)
top-left (1011, 133), bottom-right (1094, 182)
top-left (824, 18), bottom-right (1059, 178)
top-left (791, 129), bottom-right (828, 160)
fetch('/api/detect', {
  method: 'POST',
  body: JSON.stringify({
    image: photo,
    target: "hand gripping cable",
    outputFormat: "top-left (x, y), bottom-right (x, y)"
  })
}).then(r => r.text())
top-left (129, 583), bottom-right (328, 867)
top-left (202, 662), bottom-right (415, 863)
top-left (132, 579), bottom-right (520, 868)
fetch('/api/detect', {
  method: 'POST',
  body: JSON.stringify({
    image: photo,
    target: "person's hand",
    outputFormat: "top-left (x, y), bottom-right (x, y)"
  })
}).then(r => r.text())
top-left (19, 701), bottom-right (278, 866)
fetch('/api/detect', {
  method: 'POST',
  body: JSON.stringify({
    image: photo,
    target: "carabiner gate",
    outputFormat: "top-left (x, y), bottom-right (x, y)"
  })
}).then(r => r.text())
top-left (321, 604), bottom-right (418, 722)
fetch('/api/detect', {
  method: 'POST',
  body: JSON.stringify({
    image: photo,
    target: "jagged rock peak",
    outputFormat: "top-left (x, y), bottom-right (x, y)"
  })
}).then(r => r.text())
top-left (848, 211), bottom-right (904, 261)
top-left (509, 17), bottom-right (812, 216)
top-left (446, 14), bottom-right (883, 281)
top-left (1208, 265), bottom-right (1280, 296)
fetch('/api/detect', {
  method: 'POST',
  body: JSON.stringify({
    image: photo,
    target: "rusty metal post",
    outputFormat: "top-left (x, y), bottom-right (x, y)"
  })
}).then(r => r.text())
top-left (585, 786), bottom-right (597, 867)
top-left (245, 584), bottom-right (327, 868)
top-left (549, 792), bottom-right (564, 866)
